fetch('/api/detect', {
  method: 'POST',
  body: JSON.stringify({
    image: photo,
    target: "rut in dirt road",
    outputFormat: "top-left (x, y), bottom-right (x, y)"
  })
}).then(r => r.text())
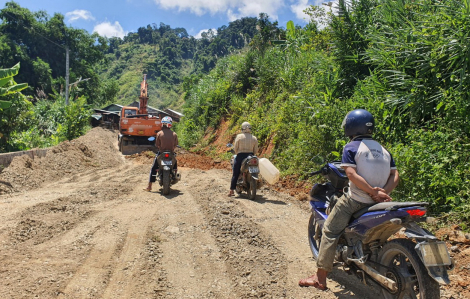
top-left (0, 162), bottom-right (173, 299)
top-left (186, 170), bottom-right (290, 298)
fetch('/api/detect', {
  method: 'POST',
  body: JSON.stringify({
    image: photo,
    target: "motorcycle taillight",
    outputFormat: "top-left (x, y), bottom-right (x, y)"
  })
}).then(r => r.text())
top-left (164, 153), bottom-right (170, 158)
top-left (406, 208), bottom-right (426, 219)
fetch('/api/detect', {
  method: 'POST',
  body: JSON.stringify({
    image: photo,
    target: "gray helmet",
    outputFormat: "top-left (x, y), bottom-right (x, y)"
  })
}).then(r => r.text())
top-left (241, 122), bottom-right (252, 133)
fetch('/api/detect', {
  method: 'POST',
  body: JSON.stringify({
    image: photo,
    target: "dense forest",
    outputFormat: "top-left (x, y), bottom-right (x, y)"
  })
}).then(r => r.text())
top-left (1, 0), bottom-right (470, 226)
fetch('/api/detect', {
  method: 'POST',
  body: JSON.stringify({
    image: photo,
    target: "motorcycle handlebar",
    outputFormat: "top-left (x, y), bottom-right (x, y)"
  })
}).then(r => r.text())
top-left (309, 170), bottom-right (322, 176)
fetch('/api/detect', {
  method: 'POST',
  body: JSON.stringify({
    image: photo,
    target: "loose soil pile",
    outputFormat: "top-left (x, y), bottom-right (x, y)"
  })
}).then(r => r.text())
top-left (0, 128), bottom-right (121, 194)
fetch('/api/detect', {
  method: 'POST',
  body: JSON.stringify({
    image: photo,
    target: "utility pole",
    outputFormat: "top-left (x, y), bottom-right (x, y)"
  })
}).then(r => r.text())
top-left (65, 46), bottom-right (70, 105)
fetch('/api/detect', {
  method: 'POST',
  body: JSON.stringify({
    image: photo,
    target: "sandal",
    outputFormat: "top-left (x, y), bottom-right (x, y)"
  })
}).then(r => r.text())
top-left (298, 275), bottom-right (328, 290)
top-left (228, 190), bottom-right (235, 197)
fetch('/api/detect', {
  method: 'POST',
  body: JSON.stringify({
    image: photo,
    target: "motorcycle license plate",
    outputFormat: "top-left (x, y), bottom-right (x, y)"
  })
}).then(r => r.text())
top-left (161, 160), bottom-right (172, 166)
top-left (249, 166), bottom-right (259, 173)
top-left (417, 241), bottom-right (451, 266)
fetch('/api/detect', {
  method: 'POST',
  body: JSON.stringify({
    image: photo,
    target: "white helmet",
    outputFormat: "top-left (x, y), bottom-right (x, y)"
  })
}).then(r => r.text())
top-left (162, 116), bottom-right (173, 128)
top-left (241, 122), bottom-right (252, 133)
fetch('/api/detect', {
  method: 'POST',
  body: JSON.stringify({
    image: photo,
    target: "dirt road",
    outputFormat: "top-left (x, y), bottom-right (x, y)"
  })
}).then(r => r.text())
top-left (0, 128), bottom-right (466, 298)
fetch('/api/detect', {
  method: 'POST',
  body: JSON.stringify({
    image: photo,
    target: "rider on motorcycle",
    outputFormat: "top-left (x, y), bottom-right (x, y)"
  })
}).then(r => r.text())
top-left (144, 116), bottom-right (178, 192)
top-left (299, 109), bottom-right (400, 290)
top-left (228, 122), bottom-right (259, 197)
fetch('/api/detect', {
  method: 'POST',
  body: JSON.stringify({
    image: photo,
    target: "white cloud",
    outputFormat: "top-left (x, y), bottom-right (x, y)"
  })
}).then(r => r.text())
top-left (194, 28), bottom-right (217, 39)
top-left (65, 10), bottom-right (95, 22)
top-left (93, 21), bottom-right (127, 38)
top-left (153, 0), bottom-right (283, 20)
top-left (290, 0), bottom-right (310, 22)
top-left (291, 0), bottom-right (333, 23)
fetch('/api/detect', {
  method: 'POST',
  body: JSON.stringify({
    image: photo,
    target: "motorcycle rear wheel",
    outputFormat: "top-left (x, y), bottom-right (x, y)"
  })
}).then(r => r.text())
top-left (308, 214), bottom-right (321, 259)
top-left (162, 171), bottom-right (170, 195)
top-left (247, 177), bottom-right (257, 200)
top-left (378, 238), bottom-right (440, 299)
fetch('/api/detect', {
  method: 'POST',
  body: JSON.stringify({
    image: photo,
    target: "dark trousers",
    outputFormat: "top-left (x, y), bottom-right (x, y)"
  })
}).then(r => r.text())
top-left (230, 152), bottom-right (252, 190)
top-left (148, 153), bottom-right (177, 183)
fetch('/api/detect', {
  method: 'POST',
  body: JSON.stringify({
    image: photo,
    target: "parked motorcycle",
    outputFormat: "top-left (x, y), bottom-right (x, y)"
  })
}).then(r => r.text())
top-left (157, 150), bottom-right (181, 195)
top-left (307, 161), bottom-right (453, 298)
top-left (227, 143), bottom-right (260, 200)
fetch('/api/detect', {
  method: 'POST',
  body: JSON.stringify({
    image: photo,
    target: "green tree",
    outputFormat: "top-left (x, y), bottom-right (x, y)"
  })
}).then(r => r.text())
top-left (0, 1), bottom-right (107, 102)
top-left (329, 0), bottom-right (378, 98)
top-left (0, 62), bottom-right (27, 109)
top-left (0, 63), bottom-right (31, 152)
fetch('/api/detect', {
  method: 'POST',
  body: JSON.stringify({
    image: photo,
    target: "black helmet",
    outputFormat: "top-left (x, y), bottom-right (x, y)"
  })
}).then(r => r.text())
top-left (342, 109), bottom-right (374, 138)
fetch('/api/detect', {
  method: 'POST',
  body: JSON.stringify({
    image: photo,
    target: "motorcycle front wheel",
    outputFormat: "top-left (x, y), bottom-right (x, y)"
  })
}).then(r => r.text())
top-left (378, 238), bottom-right (440, 299)
top-left (308, 214), bottom-right (321, 259)
top-left (247, 176), bottom-right (257, 200)
top-left (162, 171), bottom-right (170, 195)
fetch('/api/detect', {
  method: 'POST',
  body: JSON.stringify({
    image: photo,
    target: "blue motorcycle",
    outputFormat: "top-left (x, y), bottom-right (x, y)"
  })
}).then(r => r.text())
top-left (308, 161), bottom-right (454, 298)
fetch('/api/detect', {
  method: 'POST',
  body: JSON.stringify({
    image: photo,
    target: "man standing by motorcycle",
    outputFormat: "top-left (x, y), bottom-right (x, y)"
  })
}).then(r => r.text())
top-left (144, 116), bottom-right (178, 192)
top-left (228, 122), bottom-right (259, 197)
top-left (299, 109), bottom-right (400, 290)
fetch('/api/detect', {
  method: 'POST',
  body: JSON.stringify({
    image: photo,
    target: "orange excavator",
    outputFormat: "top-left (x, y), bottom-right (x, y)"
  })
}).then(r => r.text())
top-left (118, 75), bottom-right (162, 155)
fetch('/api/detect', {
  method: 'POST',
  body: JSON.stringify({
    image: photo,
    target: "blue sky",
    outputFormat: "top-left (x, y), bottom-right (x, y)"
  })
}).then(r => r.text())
top-left (2, 0), bottom-right (326, 38)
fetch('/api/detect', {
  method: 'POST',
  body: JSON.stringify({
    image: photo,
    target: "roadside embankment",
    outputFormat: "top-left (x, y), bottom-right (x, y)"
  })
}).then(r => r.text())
top-left (0, 148), bottom-right (48, 168)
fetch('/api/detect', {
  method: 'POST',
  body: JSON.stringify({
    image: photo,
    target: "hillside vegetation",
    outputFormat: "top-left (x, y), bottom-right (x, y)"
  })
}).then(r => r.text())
top-left (97, 17), bottom-right (260, 109)
top-left (177, 0), bottom-right (470, 226)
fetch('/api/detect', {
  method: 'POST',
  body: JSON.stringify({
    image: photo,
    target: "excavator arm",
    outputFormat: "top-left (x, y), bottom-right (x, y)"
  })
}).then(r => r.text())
top-left (118, 73), bottom-right (162, 155)
top-left (138, 74), bottom-right (148, 115)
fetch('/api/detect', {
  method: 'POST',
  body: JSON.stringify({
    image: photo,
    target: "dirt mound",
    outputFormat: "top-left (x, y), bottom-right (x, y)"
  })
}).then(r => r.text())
top-left (0, 127), bottom-right (121, 194)
top-left (178, 151), bottom-right (231, 170)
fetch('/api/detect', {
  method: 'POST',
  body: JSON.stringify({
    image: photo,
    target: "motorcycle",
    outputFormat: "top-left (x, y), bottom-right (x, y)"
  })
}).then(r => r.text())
top-left (227, 143), bottom-right (261, 200)
top-left (156, 150), bottom-right (181, 195)
top-left (307, 161), bottom-right (453, 298)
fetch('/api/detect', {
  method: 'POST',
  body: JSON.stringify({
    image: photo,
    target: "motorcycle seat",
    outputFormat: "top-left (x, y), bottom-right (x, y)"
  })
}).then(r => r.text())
top-left (353, 201), bottom-right (429, 219)
top-left (241, 154), bottom-right (255, 164)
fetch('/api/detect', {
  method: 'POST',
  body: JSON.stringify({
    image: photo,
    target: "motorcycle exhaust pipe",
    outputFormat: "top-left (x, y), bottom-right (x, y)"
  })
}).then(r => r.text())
top-left (348, 258), bottom-right (397, 292)
top-left (176, 173), bottom-right (181, 181)
top-left (447, 257), bottom-right (455, 271)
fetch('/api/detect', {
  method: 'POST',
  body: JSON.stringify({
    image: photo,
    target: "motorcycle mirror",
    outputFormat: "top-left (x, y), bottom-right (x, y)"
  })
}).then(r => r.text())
top-left (311, 155), bottom-right (325, 165)
top-left (148, 137), bottom-right (155, 141)
top-left (226, 143), bottom-right (233, 147)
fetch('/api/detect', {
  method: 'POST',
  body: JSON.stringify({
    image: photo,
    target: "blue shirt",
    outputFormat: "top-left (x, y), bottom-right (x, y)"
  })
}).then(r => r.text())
top-left (341, 137), bottom-right (396, 204)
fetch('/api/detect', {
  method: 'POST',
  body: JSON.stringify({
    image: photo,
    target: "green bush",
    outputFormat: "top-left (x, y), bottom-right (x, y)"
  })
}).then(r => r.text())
top-left (8, 96), bottom-right (92, 150)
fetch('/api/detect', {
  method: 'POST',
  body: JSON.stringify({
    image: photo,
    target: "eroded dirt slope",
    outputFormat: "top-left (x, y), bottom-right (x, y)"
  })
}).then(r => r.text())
top-left (0, 127), bottom-right (467, 299)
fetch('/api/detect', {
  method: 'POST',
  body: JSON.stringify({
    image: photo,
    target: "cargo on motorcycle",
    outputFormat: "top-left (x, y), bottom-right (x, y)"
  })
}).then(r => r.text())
top-left (227, 122), bottom-right (260, 199)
